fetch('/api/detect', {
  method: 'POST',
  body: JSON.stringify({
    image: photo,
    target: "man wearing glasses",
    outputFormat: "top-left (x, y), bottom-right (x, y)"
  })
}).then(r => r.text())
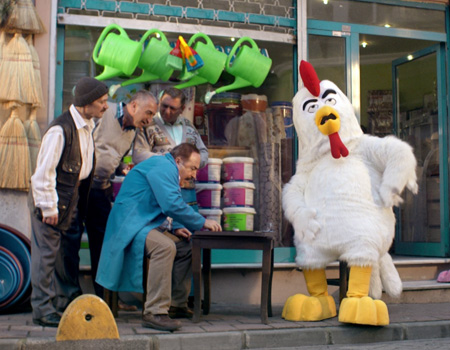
top-left (133, 87), bottom-right (208, 167)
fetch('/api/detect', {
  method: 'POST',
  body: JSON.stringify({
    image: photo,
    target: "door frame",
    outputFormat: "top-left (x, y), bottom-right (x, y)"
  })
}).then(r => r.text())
top-left (392, 43), bottom-right (449, 256)
top-left (308, 19), bottom-right (449, 256)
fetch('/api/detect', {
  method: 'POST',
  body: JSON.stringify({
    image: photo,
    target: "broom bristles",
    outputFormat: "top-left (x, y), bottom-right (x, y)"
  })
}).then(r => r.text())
top-left (24, 107), bottom-right (41, 174)
top-left (5, 0), bottom-right (46, 34)
top-left (0, 108), bottom-right (31, 191)
top-left (26, 34), bottom-right (44, 108)
top-left (0, 33), bottom-right (37, 105)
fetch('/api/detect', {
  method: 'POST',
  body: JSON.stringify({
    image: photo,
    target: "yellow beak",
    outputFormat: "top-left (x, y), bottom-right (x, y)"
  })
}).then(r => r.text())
top-left (315, 106), bottom-right (341, 136)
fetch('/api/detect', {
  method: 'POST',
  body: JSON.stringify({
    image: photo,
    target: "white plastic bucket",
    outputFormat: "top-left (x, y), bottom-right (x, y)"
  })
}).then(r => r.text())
top-left (198, 208), bottom-right (223, 224)
top-left (195, 183), bottom-right (222, 209)
top-left (223, 207), bottom-right (256, 231)
top-left (223, 181), bottom-right (255, 207)
top-left (222, 157), bottom-right (254, 182)
top-left (196, 158), bottom-right (223, 183)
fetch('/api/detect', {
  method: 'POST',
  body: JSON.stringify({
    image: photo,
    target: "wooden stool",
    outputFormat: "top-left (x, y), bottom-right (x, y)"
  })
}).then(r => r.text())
top-left (104, 256), bottom-right (150, 317)
top-left (191, 230), bottom-right (274, 324)
top-left (327, 261), bottom-right (349, 302)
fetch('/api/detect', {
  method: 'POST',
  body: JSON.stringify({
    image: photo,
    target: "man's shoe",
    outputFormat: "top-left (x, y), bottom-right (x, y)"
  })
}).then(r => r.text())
top-left (142, 314), bottom-right (181, 331)
top-left (169, 306), bottom-right (194, 319)
top-left (33, 313), bottom-right (61, 327)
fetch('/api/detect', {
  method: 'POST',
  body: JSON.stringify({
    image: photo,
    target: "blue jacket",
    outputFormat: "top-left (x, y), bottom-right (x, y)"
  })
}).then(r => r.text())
top-left (96, 153), bottom-right (206, 292)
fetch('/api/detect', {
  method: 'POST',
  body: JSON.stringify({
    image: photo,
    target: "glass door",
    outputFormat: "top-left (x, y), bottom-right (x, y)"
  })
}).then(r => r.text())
top-left (393, 44), bottom-right (449, 256)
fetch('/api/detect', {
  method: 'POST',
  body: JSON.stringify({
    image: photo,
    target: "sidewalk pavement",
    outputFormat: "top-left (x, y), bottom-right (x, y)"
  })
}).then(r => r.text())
top-left (1, 302), bottom-right (450, 349)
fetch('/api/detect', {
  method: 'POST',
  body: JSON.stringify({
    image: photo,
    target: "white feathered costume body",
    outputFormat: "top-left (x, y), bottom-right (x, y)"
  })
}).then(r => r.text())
top-left (282, 61), bottom-right (417, 326)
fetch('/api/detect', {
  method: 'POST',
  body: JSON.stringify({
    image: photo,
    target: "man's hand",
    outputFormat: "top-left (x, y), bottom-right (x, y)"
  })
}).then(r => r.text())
top-left (43, 214), bottom-right (58, 226)
top-left (174, 228), bottom-right (192, 241)
top-left (203, 219), bottom-right (222, 232)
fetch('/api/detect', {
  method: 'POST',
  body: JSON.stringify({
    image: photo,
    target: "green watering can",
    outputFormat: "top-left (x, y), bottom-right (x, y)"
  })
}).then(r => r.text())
top-left (93, 24), bottom-right (142, 81)
top-left (121, 29), bottom-right (174, 87)
top-left (175, 33), bottom-right (227, 90)
top-left (204, 37), bottom-right (272, 103)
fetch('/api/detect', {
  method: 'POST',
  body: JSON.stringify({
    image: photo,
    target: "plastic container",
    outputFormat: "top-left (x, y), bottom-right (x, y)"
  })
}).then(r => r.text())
top-left (222, 157), bottom-right (255, 182)
top-left (206, 102), bottom-right (242, 146)
top-left (223, 181), bottom-right (255, 207)
top-left (196, 158), bottom-right (223, 183)
top-left (223, 207), bottom-right (256, 231)
top-left (271, 101), bottom-right (293, 138)
top-left (199, 208), bottom-right (223, 224)
top-left (195, 183), bottom-right (222, 209)
top-left (111, 176), bottom-right (125, 200)
top-left (241, 94), bottom-right (267, 112)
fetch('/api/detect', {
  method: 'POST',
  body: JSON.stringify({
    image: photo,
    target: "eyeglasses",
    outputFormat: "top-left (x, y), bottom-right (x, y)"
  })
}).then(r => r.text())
top-left (160, 102), bottom-right (181, 112)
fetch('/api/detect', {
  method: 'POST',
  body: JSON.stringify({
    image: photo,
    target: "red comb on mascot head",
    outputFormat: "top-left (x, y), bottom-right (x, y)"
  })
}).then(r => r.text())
top-left (282, 60), bottom-right (418, 326)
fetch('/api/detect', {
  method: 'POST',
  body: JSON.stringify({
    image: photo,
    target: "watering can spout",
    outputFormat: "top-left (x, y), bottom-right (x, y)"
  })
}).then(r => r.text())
top-left (175, 75), bottom-right (208, 90)
top-left (216, 76), bottom-right (250, 95)
top-left (95, 66), bottom-right (125, 81)
top-left (121, 71), bottom-right (160, 87)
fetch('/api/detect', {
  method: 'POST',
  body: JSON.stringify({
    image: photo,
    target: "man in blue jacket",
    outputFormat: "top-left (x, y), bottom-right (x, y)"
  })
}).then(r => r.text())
top-left (96, 143), bottom-right (221, 331)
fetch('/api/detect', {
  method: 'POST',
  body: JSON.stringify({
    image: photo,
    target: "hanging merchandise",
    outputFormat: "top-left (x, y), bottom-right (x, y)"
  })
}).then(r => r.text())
top-left (175, 33), bottom-right (227, 90)
top-left (25, 35), bottom-right (45, 108)
top-left (23, 108), bottom-right (40, 174)
top-left (92, 24), bottom-right (142, 81)
top-left (166, 38), bottom-right (183, 71)
top-left (0, 33), bottom-right (38, 106)
top-left (107, 29), bottom-right (175, 97)
top-left (4, 0), bottom-right (45, 34)
top-left (0, 107), bottom-right (31, 191)
top-left (204, 37), bottom-right (272, 103)
top-left (178, 36), bottom-right (203, 72)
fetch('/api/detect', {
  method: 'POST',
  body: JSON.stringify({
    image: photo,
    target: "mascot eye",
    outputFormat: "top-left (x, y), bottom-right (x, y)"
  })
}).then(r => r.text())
top-left (307, 104), bottom-right (319, 113)
top-left (325, 98), bottom-right (336, 106)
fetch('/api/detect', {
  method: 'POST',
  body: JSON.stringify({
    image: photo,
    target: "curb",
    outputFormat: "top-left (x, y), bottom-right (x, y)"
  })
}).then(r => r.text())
top-left (3, 320), bottom-right (450, 350)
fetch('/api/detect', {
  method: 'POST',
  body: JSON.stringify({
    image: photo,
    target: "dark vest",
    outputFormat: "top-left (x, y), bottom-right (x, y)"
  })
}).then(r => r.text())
top-left (42, 111), bottom-right (94, 230)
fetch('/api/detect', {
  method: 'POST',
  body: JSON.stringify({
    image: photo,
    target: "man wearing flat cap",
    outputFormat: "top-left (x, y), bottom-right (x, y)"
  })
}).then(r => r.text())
top-left (29, 77), bottom-right (109, 327)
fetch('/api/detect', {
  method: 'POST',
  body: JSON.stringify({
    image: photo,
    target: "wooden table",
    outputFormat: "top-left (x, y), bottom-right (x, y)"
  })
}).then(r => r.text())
top-left (192, 231), bottom-right (274, 324)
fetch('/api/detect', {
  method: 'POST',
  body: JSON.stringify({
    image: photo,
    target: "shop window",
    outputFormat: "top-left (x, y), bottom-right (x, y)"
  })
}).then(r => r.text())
top-left (63, 26), bottom-right (295, 247)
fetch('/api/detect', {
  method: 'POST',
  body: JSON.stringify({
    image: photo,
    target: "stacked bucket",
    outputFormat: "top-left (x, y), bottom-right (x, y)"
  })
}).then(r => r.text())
top-left (195, 159), bottom-right (223, 224)
top-left (222, 157), bottom-right (256, 231)
top-left (0, 224), bottom-right (32, 312)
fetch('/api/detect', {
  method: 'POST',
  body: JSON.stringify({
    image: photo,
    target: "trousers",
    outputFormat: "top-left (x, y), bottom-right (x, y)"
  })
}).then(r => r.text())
top-left (29, 197), bottom-right (83, 319)
top-left (143, 229), bottom-right (192, 315)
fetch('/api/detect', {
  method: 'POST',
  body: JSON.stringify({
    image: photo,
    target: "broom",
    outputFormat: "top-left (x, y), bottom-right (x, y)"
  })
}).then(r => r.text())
top-left (23, 35), bottom-right (43, 173)
top-left (0, 33), bottom-right (36, 106)
top-left (23, 107), bottom-right (40, 173)
top-left (0, 106), bottom-right (31, 191)
top-left (25, 34), bottom-right (44, 108)
top-left (4, 0), bottom-right (46, 34)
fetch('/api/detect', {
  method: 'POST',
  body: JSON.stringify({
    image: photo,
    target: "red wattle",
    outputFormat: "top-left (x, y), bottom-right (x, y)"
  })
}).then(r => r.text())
top-left (328, 132), bottom-right (349, 159)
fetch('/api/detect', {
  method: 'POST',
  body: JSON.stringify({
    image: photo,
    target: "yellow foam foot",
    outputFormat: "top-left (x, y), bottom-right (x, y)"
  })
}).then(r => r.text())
top-left (282, 293), bottom-right (337, 321)
top-left (338, 296), bottom-right (389, 326)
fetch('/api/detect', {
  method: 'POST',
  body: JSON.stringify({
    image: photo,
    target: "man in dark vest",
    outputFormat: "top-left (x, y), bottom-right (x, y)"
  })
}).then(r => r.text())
top-left (29, 77), bottom-right (108, 327)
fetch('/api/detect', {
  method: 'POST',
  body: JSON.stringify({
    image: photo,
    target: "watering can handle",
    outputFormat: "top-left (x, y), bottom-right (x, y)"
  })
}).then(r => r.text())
top-left (93, 24), bottom-right (127, 63)
top-left (139, 29), bottom-right (169, 45)
top-left (225, 37), bottom-right (257, 69)
top-left (187, 32), bottom-right (214, 47)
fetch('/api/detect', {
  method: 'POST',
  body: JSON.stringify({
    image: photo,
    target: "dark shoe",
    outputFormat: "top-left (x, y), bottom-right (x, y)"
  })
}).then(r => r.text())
top-left (169, 306), bottom-right (194, 319)
top-left (33, 313), bottom-right (61, 327)
top-left (142, 314), bottom-right (181, 331)
top-left (118, 299), bottom-right (138, 312)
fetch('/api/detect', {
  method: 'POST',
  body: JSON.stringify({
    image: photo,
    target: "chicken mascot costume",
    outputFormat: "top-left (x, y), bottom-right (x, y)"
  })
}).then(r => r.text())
top-left (282, 61), bottom-right (418, 326)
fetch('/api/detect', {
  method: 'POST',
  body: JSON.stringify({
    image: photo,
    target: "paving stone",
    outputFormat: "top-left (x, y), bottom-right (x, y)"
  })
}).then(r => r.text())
top-left (156, 332), bottom-right (244, 350)
top-left (245, 328), bottom-right (328, 348)
top-left (404, 321), bottom-right (450, 340)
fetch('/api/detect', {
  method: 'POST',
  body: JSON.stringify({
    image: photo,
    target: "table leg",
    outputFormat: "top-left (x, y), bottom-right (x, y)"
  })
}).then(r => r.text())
top-left (260, 242), bottom-right (273, 324)
top-left (269, 247), bottom-right (274, 317)
top-left (203, 249), bottom-right (211, 315)
top-left (192, 244), bottom-right (202, 323)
